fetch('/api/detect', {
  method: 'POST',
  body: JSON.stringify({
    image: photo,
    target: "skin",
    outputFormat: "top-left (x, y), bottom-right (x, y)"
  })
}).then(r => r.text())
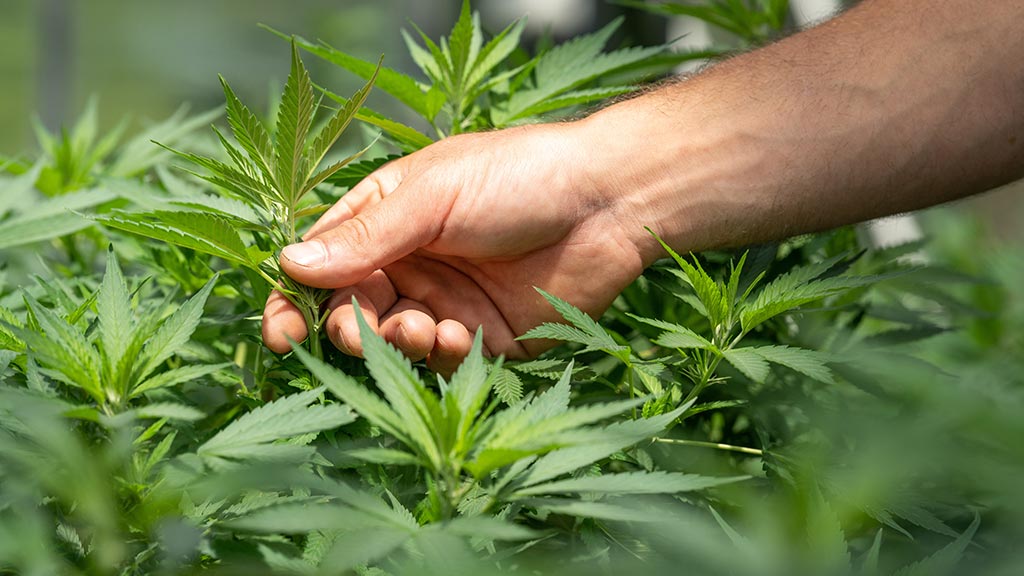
top-left (263, 0), bottom-right (1024, 372)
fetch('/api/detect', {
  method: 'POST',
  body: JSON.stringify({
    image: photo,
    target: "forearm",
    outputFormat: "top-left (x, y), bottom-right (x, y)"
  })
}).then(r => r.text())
top-left (576, 0), bottom-right (1024, 264)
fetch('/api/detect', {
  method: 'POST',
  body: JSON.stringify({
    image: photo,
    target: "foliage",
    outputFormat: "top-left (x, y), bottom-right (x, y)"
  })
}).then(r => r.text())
top-left (0, 2), bottom-right (1022, 575)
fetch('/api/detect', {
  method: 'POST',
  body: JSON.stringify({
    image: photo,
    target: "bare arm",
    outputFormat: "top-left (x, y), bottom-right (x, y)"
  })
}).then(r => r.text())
top-left (584, 0), bottom-right (1024, 264)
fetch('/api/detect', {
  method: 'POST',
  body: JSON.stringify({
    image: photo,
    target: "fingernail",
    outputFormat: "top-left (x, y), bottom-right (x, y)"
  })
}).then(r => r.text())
top-left (281, 241), bottom-right (326, 268)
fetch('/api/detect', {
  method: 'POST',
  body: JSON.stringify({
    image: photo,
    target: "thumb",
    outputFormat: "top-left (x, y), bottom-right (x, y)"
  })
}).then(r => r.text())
top-left (280, 183), bottom-right (445, 288)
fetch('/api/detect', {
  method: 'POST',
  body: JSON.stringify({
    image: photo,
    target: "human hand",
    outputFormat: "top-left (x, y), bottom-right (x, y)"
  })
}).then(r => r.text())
top-left (261, 122), bottom-right (651, 373)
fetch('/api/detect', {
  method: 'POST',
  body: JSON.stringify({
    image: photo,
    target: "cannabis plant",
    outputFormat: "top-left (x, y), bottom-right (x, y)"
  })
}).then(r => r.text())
top-left (95, 44), bottom-right (377, 363)
top-left (276, 0), bottom-right (681, 166)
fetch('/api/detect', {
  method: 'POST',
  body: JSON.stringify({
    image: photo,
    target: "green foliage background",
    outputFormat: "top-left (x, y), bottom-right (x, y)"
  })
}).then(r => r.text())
top-left (2, 1), bottom-right (1024, 575)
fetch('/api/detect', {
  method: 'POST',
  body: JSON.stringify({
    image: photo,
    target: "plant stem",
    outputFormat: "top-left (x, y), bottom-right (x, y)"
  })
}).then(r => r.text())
top-left (652, 437), bottom-right (764, 457)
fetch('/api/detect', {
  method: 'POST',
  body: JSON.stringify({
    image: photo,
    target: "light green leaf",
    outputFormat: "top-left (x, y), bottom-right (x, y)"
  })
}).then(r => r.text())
top-left (136, 275), bottom-right (217, 383)
top-left (274, 42), bottom-right (316, 207)
top-left (723, 348), bottom-right (770, 382)
top-left (130, 363), bottom-right (231, 398)
top-left (220, 77), bottom-right (276, 185)
top-left (514, 470), bottom-right (746, 497)
top-left (492, 367), bottom-right (524, 405)
top-left (96, 211), bottom-right (262, 269)
top-left (199, 387), bottom-right (355, 461)
top-left (353, 301), bottom-right (445, 472)
top-left (277, 29), bottom-right (435, 119)
top-left (295, 345), bottom-right (414, 449)
top-left (134, 403), bottom-right (205, 421)
top-left (96, 249), bottom-right (132, 382)
top-left (751, 345), bottom-right (834, 385)
top-left (497, 18), bottom-right (665, 123)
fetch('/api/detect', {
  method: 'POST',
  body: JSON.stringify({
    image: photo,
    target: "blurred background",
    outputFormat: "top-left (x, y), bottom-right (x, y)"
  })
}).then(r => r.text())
top-left (1, 0), bottom-right (1019, 243)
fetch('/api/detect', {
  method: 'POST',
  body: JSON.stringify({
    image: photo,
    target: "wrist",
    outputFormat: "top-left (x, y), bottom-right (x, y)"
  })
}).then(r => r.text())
top-left (570, 85), bottom-right (754, 267)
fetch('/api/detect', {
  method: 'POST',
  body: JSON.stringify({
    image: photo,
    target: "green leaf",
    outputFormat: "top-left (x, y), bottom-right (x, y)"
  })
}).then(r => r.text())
top-left (465, 18), bottom-right (525, 92)
top-left (523, 498), bottom-right (663, 522)
top-left (514, 470), bottom-right (745, 497)
top-left (751, 345), bottom-right (834, 384)
top-left (860, 529), bottom-right (883, 575)
top-left (19, 294), bottom-right (103, 403)
top-left (448, 0), bottom-right (475, 86)
top-left (346, 447), bottom-right (421, 466)
top-left (96, 249), bottom-right (133, 383)
top-left (0, 188), bottom-right (115, 250)
top-left (198, 387), bottom-right (356, 462)
top-left (306, 61), bottom-right (379, 181)
top-left (326, 154), bottom-right (401, 189)
top-left (276, 28), bottom-right (436, 120)
top-left (503, 85), bottom-right (635, 120)
top-left (497, 18), bottom-right (666, 123)
top-left (445, 331), bottom-right (492, 445)
top-left (96, 210), bottom-right (265, 269)
top-left (353, 300), bottom-right (445, 471)
top-left (723, 348), bottom-right (770, 382)
top-left (274, 42), bottom-right (316, 207)
top-left (295, 344), bottom-right (416, 451)
top-left (136, 275), bottom-right (217, 384)
top-left (650, 231), bottom-right (726, 326)
top-left (220, 76), bottom-right (276, 186)
top-left (655, 331), bottom-right (716, 351)
top-left (110, 105), bottom-right (222, 178)
top-left (510, 403), bottom-right (691, 488)
top-left (518, 288), bottom-right (625, 353)
top-left (492, 367), bottom-right (524, 405)
top-left (130, 363), bottom-right (231, 398)
top-left (134, 403), bottom-right (205, 421)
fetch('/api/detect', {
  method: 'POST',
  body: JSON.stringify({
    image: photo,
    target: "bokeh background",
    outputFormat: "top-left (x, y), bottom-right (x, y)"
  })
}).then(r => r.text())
top-left (2, 0), bottom-right (1019, 244)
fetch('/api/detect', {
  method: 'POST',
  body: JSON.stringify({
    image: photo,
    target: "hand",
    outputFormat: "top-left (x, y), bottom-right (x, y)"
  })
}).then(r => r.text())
top-left (261, 123), bottom-right (650, 373)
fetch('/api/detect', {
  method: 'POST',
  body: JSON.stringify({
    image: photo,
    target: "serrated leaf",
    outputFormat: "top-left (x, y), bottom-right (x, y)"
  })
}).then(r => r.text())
top-left (346, 447), bottom-right (420, 466)
top-left (306, 61), bottom-right (379, 182)
top-left (136, 275), bottom-right (216, 383)
top-left (96, 249), bottom-right (132, 384)
top-left (505, 85), bottom-right (635, 120)
top-left (518, 288), bottom-right (625, 353)
top-left (524, 498), bottom-right (662, 522)
top-left (96, 210), bottom-right (263, 269)
top-left (352, 301), bottom-right (445, 472)
top-left (492, 367), bottom-right (523, 405)
top-left (723, 348), bottom-right (770, 382)
top-left (275, 42), bottom-right (316, 207)
top-left (131, 363), bottom-right (231, 398)
top-left (650, 233), bottom-right (727, 327)
top-left (751, 345), bottom-right (834, 385)
top-left (434, 516), bottom-right (538, 541)
top-left (294, 344), bottom-right (415, 450)
top-left (497, 18), bottom-right (666, 123)
top-left (653, 330), bottom-right (715, 351)
top-left (109, 105), bottom-right (221, 177)
top-left (276, 29), bottom-right (436, 119)
top-left (220, 76), bottom-right (277, 186)
top-left (198, 387), bottom-right (355, 461)
top-left (20, 294), bottom-right (103, 403)
top-left (514, 470), bottom-right (745, 497)
top-left (134, 403), bottom-right (205, 421)
top-left (510, 403), bottom-right (690, 488)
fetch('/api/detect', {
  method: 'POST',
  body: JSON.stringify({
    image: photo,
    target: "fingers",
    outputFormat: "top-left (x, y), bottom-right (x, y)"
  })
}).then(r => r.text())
top-left (379, 299), bottom-right (437, 362)
top-left (302, 168), bottom-right (397, 240)
top-left (262, 290), bottom-right (308, 353)
top-left (322, 271), bottom-right (398, 357)
top-left (282, 171), bottom-right (449, 290)
top-left (427, 319), bottom-right (476, 376)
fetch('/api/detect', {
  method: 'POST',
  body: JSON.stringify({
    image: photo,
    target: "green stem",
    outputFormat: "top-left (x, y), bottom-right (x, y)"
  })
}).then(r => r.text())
top-left (652, 437), bottom-right (764, 457)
